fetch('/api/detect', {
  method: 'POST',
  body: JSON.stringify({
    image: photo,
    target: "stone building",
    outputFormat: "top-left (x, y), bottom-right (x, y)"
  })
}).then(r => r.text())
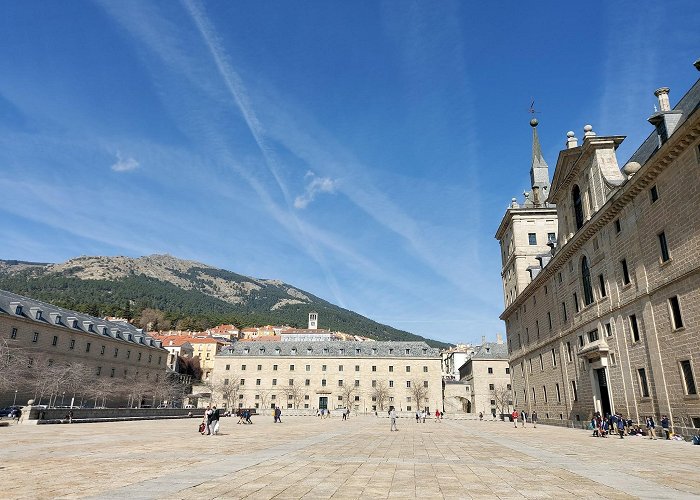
top-left (441, 343), bottom-right (477, 380)
top-left (495, 64), bottom-right (700, 435)
top-left (210, 341), bottom-right (442, 414)
top-left (0, 289), bottom-right (167, 407)
top-left (458, 340), bottom-right (511, 418)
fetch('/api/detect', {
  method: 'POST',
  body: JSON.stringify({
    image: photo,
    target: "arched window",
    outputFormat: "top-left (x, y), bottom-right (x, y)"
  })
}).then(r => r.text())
top-left (572, 185), bottom-right (584, 230)
top-left (581, 256), bottom-right (594, 306)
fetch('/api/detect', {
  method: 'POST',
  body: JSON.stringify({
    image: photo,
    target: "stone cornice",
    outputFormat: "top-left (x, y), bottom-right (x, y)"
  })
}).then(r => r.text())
top-left (494, 206), bottom-right (558, 239)
top-left (500, 111), bottom-right (700, 321)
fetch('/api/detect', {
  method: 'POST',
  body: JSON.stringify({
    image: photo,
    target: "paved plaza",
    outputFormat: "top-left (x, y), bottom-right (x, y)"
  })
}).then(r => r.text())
top-left (1, 415), bottom-right (698, 499)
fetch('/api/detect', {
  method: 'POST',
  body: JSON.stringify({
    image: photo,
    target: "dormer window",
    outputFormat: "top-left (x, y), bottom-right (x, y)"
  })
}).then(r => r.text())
top-left (422, 348), bottom-right (427, 355)
top-left (405, 348), bottom-right (410, 355)
top-left (275, 348), bottom-right (281, 355)
top-left (388, 348), bottom-right (394, 354)
top-left (102, 326), bottom-right (109, 335)
top-left (51, 313), bottom-right (61, 325)
top-left (259, 348), bottom-right (265, 354)
top-left (323, 348), bottom-right (328, 354)
top-left (31, 308), bottom-right (43, 320)
top-left (307, 347), bottom-right (313, 354)
top-left (339, 348), bottom-right (345, 355)
top-left (243, 348), bottom-right (250, 354)
top-left (291, 348), bottom-right (297, 355)
top-left (372, 348), bottom-right (377, 355)
top-left (355, 348), bottom-right (361, 355)
top-left (11, 302), bottom-right (22, 315)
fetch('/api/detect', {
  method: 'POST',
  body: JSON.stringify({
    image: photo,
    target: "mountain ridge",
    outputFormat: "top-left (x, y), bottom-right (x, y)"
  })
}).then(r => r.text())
top-left (0, 255), bottom-right (449, 348)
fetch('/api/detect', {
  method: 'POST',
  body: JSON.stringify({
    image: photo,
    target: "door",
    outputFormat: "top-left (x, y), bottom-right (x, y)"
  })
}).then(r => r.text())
top-left (596, 368), bottom-right (612, 415)
top-left (319, 396), bottom-right (328, 410)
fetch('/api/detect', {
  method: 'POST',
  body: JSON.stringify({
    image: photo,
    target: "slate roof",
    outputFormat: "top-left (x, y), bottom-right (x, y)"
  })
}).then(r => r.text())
top-left (220, 340), bottom-right (439, 358)
top-left (0, 288), bottom-right (165, 350)
top-left (469, 342), bottom-right (509, 360)
top-left (627, 78), bottom-right (700, 166)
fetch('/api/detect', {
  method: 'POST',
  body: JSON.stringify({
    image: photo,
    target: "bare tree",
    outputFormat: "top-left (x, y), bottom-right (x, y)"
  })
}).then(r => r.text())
top-left (0, 340), bottom-right (28, 395)
top-left (88, 378), bottom-right (115, 408)
top-left (216, 377), bottom-right (240, 410)
top-left (371, 381), bottom-right (389, 411)
top-left (281, 379), bottom-right (304, 409)
top-left (409, 380), bottom-right (429, 411)
top-left (340, 384), bottom-right (358, 409)
top-left (258, 389), bottom-right (270, 413)
top-left (491, 384), bottom-right (512, 420)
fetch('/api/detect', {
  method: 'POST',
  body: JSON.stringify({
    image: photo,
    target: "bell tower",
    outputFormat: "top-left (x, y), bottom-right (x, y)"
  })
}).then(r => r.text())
top-left (308, 312), bottom-right (318, 330)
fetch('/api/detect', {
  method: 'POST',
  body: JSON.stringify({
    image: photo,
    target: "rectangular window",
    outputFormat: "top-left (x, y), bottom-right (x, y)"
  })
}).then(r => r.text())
top-left (571, 380), bottom-right (578, 401)
top-left (339, 365), bottom-right (343, 372)
top-left (100, 345), bottom-right (106, 355)
top-left (505, 367), bottom-right (510, 374)
top-left (566, 342), bottom-right (572, 362)
top-left (86, 342), bottom-right (91, 353)
top-left (423, 381), bottom-right (429, 388)
top-left (488, 367), bottom-right (493, 374)
top-left (389, 380), bottom-right (394, 388)
top-left (605, 322), bottom-right (612, 337)
top-left (543, 386), bottom-right (548, 403)
top-left (69, 339), bottom-right (75, 350)
top-left (405, 366), bottom-right (411, 372)
top-left (578, 335), bottom-right (584, 348)
top-left (638, 368), bottom-right (650, 397)
top-left (423, 366), bottom-right (428, 372)
top-left (272, 379), bottom-right (277, 386)
top-left (224, 378), bottom-right (229, 386)
top-left (547, 312), bottom-right (552, 330)
top-left (273, 364), bottom-right (278, 371)
top-left (680, 360), bottom-right (697, 395)
top-left (548, 232), bottom-right (556, 242)
top-left (322, 379), bottom-right (327, 387)
top-left (669, 296), bottom-right (684, 329)
top-left (621, 259), bottom-right (631, 285)
top-left (598, 275), bottom-right (607, 297)
top-left (52, 335), bottom-right (58, 346)
top-left (240, 379), bottom-right (245, 385)
top-left (32, 332), bottom-right (39, 343)
top-left (573, 293), bottom-right (580, 313)
top-left (406, 381), bottom-right (411, 388)
top-left (629, 314), bottom-right (640, 342)
top-left (338, 380), bottom-right (344, 387)
top-left (372, 380), bottom-right (377, 388)
top-left (562, 302), bottom-right (568, 322)
top-left (528, 233), bottom-right (537, 245)
top-left (137, 352), bottom-right (141, 361)
top-left (114, 348), bottom-right (118, 357)
top-left (551, 349), bottom-right (557, 367)
top-left (355, 379), bottom-right (360, 387)
top-left (389, 366), bottom-right (394, 372)
top-left (556, 383), bottom-right (561, 402)
top-left (489, 383), bottom-right (495, 391)
top-left (539, 354), bottom-right (544, 371)
top-left (372, 366), bottom-right (377, 372)
top-left (650, 185), bottom-right (659, 202)
top-left (658, 232), bottom-right (670, 262)
top-left (355, 365), bottom-right (360, 372)
top-left (588, 329), bottom-right (599, 342)
top-left (289, 379), bottom-right (294, 386)
top-left (322, 365), bottom-right (327, 371)
top-left (305, 379), bottom-right (310, 386)
top-left (306, 365), bottom-right (310, 371)
top-left (126, 350), bottom-right (130, 359)
top-left (614, 219), bottom-right (621, 233)
top-left (290, 364), bottom-right (295, 371)
top-left (10, 328), bottom-right (17, 339)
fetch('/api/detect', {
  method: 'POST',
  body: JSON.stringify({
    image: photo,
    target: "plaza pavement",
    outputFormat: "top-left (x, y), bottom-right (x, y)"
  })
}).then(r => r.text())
top-left (0, 415), bottom-right (698, 499)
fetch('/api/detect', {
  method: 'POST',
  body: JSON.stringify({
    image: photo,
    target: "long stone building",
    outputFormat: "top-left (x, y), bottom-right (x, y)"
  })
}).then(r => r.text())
top-left (496, 62), bottom-right (700, 436)
top-left (211, 341), bottom-right (442, 414)
top-left (0, 289), bottom-right (168, 407)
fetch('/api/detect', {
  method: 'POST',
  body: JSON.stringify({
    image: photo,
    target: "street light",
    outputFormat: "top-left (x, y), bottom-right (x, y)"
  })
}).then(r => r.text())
top-left (61, 391), bottom-right (66, 406)
top-left (13, 389), bottom-right (18, 406)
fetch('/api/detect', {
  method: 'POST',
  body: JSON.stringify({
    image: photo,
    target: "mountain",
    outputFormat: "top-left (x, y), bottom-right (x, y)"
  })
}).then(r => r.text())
top-left (0, 255), bottom-right (449, 348)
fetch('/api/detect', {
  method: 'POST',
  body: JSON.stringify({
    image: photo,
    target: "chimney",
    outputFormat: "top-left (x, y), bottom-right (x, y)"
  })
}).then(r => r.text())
top-left (566, 131), bottom-right (578, 149)
top-left (654, 87), bottom-right (671, 111)
top-left (481, 335), bottom-right (486, 345)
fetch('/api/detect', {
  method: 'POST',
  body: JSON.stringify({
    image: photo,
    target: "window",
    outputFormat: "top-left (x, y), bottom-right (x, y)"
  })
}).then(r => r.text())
top-left (273, 364), bottom-right (278, 371)
top-left (638, 368), bottom-right (650, 397)
top-left (389, 381), bottom-right (394, 388)
top-left (578, 335), bottom-right (584, 348)
top-left (388, 348), bottom-right (394, 354)
top-left (562, 302), bottom-right (568, 322)
top-left (126, 350), bottom-right (130, 359)
top-left (10, 327), bottom-right (17, 339)
top-left (581, 257), bottom-right (594, 305)
top-left (257, 365), bottom-right (262, 371)
top-left (588, 329), bottom-right (599, 343)
top-left (32, 332), bottom-right (39, 343)
top-left (489, 383), bottom-right (495, 391)
top-left (547, 312), bottom-right (552, 330)
top-left (629, 314), bottom-right (640, 342)
top-left (372, 366), bottom-right (377, 372)
top-left (389, 366), bottom-right (394, 372)
top-left (100, 345), bottom-right (105, 355)
top-left (148, 354), bottom-right (152, 363)
top-left (566, 342), bottom-right (572, 362)
top-left (543, 386), bottom-right (548, 403)
top-left (305, 379), bottom-right (310, 386)
top-left (539, 354), bottom-right (544, 371)
top-left (528, 233), bottom-right (537, 245)
top-left (322, 379), bottom-right (327, 387)
top-left (598, 275), bottom-right (607, 298)
top-left (505, 367), bottom-right (510, 374)
top-left (224, 378), bottom-right (229, 386)
top-left (69, 339), bottom-right (75, 350)
top-left (669, 296), bottom-right (684, 329)
top-left (610, 353), bottom-right (617, 366)
top-left (551, 349), bottom-right (557, 367)
top-left (650, 185), bottom-right (659, 202)
top-left (548, 232), bottom-right (556, 243)
top-left (240, 379), bottom-right (245, 385)
top-left (272, 379), bottom-right (277, 386)
top-left (338, 380), bottom-right (344, 387)
top-left (355, 365), bottom-right (360, 372)
top-left (680, 360), bottom-right (696, 395)
top-left (405, 366), bottom-right (411, 373)
top-left (605, 323), bottom-right (612, 337)
top-left (322, 365), bottom-right (327, 371)
top-left (289, 379), bottom-right (294, 386)
top-left (658, 232), bottom-right (670, 262)
top-left (405, 348), bottom-right (410, 355)
top-left (339, 365), bottom-right (343, 372)
top-left (114, 348), bottom-right (119, 357)
top-left (355, 380), bottom-right (360, 387)
top-left (52, 335), bottom-right (58, 346)
top-left (571, 380), bottom-right (578, 401)
top-left (487, 367), bottom-right (493, 374)
top-left (573, 293), bottom-right (580, 313)
top-left (137, 352), bottom-right (141, 361)
top-left (614, 219), bottom-right (621, 233)
top-left (290, 364), bottom-right (295, 371)
top-left (372, 380), bottom-right (377, 388)
top-left (572, 185), bottom-right (584, 230)
top-left (406, 381), bottom-right (411, 388)
top-left (531, 387), bottom-right (536, 404)
top-left (306, 365), bottom-right (310, 371)
top-left (621, 259), bottom-right (631, 285)
top-left (423, 381), bottom-right (429, 388)
top-left (240, 364), bottom-right (245, 371)
top-left (556, 383), bottom-right (561, 402)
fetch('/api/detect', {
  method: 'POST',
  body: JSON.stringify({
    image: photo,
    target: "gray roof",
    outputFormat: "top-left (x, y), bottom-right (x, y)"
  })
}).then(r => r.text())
top-left (627, 78), bottom-right (700, 166)
top-left (220, 340), bottom-right (439, 358)
top-left (0, 289), bottom-right (165, 350)
top-left (469, 342), bottom-right (509, 360)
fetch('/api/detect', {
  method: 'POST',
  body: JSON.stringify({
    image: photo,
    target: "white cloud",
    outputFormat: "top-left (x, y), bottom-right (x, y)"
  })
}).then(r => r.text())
top-left (111, 152), bottom-right (139, 172)
top-left (294, 171), bottom-right (337, 209)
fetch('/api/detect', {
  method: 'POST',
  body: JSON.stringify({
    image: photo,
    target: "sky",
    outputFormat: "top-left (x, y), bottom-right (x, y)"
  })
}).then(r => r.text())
top-left (1, 1), bottom-right (698, 345)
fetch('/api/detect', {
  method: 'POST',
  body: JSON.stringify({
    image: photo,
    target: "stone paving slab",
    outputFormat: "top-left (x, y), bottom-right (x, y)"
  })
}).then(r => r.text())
top-left (0, 416), bottom-right (698, 499)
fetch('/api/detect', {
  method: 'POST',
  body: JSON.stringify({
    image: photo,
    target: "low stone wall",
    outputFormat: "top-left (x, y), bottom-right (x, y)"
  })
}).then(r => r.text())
top-left (23, 406), bottom-right (205, 424)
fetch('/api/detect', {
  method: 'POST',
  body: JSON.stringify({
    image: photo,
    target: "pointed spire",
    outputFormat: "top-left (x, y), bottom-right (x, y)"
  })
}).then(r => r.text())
top-left (524, 119), bottom-right (551, 207)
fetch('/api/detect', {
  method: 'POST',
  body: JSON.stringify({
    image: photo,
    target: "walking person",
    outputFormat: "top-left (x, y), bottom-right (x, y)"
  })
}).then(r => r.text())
top-left (203, 406), bottom-right (212, 435)
top-left (389, 406), bottom-right (398, 431)
top-left (646, 416), bottom-right (657, 439)
top-left (210, 405), bottom-right (220, 435)
top-left (511, 409), bottom-right (519, 428)
top-left (617, 414), bottom-right (625, 439)
top-left (531, 411), bottom-right (537, 428)
top-left (479, 411), bottom-right (483, 421)
top-left (521, 410), bottom-right (527, 428)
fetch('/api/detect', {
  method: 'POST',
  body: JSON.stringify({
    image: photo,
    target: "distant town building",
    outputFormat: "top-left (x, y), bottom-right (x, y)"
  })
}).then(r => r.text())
top-left (496, 64), bottom-right (700, 435)
top-left (441, 343), bottom-right (478, 380)
top-left (458, 340), bottom-right (511, 418)
top-left (206, 324), bottom-right (240, 340)
top-left (156, 336), bottom-right (195, 373)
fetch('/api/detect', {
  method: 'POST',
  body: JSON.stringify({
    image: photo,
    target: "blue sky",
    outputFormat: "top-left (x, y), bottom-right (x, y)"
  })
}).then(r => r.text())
top-left (1, 1), bottom-right (698, 345)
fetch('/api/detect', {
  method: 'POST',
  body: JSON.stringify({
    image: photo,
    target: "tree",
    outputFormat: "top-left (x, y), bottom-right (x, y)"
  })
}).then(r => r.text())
top-left (216, 378), bottom-right (240, 410)
top-left (340, 384), bottom-right (358, 409)
top-left (371, 381), bottom-right (389, 411)
top-left (88, 378), bottom-right (116, 408)
top-left (409, 379), bottom-right (429, 411)
top-left (0, 340), bottom-right (28, 395)
top-left (491, 384), bottom-right (512, 420)
top-left (258, 389), bottom-right (270, 413)
top-left (281, 379), bottom-right (304, 409)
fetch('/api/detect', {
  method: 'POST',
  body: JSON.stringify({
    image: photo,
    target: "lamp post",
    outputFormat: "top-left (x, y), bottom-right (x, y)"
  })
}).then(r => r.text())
top-left (61, 391), bottom-right (66, 406)
top-left (13, 389), bottom-right (18, 406)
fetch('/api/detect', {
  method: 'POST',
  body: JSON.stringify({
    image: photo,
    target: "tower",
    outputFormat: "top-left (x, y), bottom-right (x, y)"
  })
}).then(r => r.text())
top-left (308, 311), bottom-right (318, 330)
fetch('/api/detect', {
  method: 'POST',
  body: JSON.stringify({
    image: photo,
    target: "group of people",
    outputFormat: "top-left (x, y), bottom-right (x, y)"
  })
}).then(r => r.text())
top-left (591, 412), bottom-right (671, 439)
top-left (316, 408), bottom-right (331, 418)
top-left (413, 409), bottom-right (443, 423)
top-left (200, 405), bottom-right (220, 435)
top-left (237, 409), bottom-right (254, 424)
top-left (273, 407), bottom-right (282, 423)
top-left (511, 409), bottom-right (538, 428)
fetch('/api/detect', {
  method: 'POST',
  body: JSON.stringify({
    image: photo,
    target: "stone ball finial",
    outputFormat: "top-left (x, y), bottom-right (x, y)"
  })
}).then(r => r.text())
top-left (622, 161), bottom-right (641, 177)
top-left (583, 124), bottom-right (593, 132)
top-left (530, 118), bottom-right (539, 127)
top-left (566, 131), bottom-right (575, 138)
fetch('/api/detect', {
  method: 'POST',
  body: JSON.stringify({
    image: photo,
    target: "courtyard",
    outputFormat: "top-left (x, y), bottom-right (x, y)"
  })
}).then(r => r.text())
top-left (0, 415), bottom-right (698, 499)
